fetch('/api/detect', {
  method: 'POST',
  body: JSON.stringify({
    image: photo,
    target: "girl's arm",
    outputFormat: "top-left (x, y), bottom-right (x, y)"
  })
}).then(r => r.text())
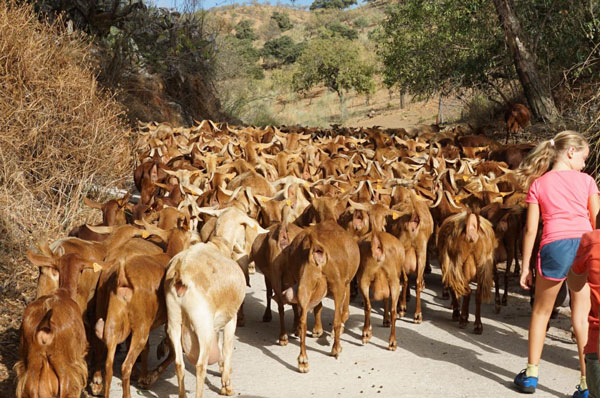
top-left (589, 193), bottom-right (600, 229)
top-left (520, 203), bottom-right (540, 290)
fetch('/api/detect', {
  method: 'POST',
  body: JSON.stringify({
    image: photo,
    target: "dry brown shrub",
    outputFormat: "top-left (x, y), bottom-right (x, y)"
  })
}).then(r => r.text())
top-left (0, 1), bottom-right (132, 251)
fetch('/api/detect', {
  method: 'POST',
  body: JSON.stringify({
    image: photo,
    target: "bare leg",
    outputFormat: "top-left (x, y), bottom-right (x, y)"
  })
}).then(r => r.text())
top-left (569, 281), bottom-right (591, 379)
top-left (528, 276), bottom-right (563, 366)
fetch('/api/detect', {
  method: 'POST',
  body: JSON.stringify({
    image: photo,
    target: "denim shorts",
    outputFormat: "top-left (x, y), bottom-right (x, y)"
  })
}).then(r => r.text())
top-left (537, 238), bottom-right (581, 281)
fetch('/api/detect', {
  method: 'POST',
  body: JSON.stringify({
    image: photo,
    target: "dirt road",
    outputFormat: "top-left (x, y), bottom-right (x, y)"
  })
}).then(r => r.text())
top-left (108, 267), bottom-right (579, 398)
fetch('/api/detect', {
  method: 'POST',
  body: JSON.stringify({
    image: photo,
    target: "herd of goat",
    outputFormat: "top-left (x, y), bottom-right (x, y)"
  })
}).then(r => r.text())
top-left (16, 119), bottom-right (539, 398)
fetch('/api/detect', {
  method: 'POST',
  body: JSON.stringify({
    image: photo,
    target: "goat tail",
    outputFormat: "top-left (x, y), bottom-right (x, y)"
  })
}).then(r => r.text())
top-left (116, 261), bottom-right (133, 302)
top-left (477, 258), bottom-right (494, 303)
top-left (441, 252), bottom-right (469, 298)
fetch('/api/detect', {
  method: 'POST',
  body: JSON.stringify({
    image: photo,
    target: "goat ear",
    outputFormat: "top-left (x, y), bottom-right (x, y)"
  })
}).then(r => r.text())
top-left (311, 244), bottom-right (327, 267)
top-left (352, 210), bottom-right (365, 230)
top-left (26, 251), bottom-right (56, 268)
top-left (35, 309), bottom-right (54, 346)
top-left (117, 192), bottom-right (131, 207)
top-left (83, 197), bottom-right (103, 209)
top-left (371, 234), bottom-right (385, 262)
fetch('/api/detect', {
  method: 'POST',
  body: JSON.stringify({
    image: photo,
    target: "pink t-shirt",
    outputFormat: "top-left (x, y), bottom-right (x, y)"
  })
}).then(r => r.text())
top-left (526, 170), bottom-right (598, 247)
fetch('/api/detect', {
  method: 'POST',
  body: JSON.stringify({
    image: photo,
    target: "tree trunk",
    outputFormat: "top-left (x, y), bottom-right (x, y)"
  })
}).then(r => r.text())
top-left (436, 94), bottom-right (444, 125)
top-left (492, 0), bottom-right (560, 123)
top-left (400, 91), bottom-right (406, 109)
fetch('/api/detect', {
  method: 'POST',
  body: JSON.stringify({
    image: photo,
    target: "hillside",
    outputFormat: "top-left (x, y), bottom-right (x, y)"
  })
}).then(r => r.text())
top-left (202, 2), bottom-right (457, 128)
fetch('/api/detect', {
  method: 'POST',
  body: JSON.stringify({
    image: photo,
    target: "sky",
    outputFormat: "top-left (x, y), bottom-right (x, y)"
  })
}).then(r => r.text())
top-left (150, 0), bottom-right (316, 11)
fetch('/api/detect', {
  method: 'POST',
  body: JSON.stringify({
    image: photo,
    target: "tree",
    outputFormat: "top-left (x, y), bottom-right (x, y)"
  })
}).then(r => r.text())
top-left (235, 20), bottom-right (256, 41)
top-left (262, 36), bottom-right (303, 65)
top-left (309, 0), bottom-right (357, 11)
top-left (378, 1), bottom-right (506, 100)
top-left (492, 0), bottom-right (559, 122)
top-left (271, 11), bottom-right (293, 31)
top-left (325, 21), bottom-right (358, 40)
top-left (292, 37), bottom-right (375, 108)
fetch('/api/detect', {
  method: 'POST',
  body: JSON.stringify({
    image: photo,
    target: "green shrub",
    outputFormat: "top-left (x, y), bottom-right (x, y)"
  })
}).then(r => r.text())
top-left (271, 11), bottom-right (293, 31)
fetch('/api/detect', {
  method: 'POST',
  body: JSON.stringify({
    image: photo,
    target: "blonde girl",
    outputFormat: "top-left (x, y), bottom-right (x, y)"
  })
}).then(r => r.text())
top-left (514, 131), bottom-right (600, 397)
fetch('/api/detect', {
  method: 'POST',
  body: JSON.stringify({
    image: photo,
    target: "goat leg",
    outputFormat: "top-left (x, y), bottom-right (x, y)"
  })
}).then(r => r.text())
top-left (413, 250), bottom-right (426, 324)
top-left (459, 288), bottom-right (471, 329)
top-left (276, 298), bottom-right (288, 346)
top-left (383, 297), bottom-right (391, 327)
top-left (474, 284), bottom-right (483, 334)
top-left (262, 278), bottom-right (273, 322)
top-left (219, 317), bottom-right (236, 396)
top-left (359, 277), bottom-right (373, 344)
top-left (388, 278), bottom-right (400, 351)
top-left (312, 302), bottom-right (324, 338)
top-left (398, 272), bottom-right (408, 319)
top-left (330, 289), bottom-right (345, 358)
top-left (297, 306), bottom-right (309, 373)
top-left (121, 328), bottom-right (151, 398)
top-left (138, 338), bottom-right (175, 389)
top-left (493, 262), bottom-right (501, 314)
top-left (451, 290), bottom-right (460, 321)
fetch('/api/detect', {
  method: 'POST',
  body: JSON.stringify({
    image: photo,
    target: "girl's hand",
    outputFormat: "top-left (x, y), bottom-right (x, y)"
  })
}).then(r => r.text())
top-left (520, 266), bottom-right (532, 290)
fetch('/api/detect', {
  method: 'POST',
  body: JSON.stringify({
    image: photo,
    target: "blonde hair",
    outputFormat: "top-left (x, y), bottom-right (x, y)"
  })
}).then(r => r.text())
top-left (517, 130), bottom-right (588, 189)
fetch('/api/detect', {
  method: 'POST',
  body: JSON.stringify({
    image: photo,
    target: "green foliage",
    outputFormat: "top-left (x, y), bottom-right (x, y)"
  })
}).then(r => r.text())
top-left (378, 0), bottom-right (600, 101)
top-left (324, 21), bottom-right (358, 40)
top-left (377, 0), bottom-right (505, 98)
top-left (262, 36), bottom-right (304, 65)
top-left (271, 11), bottom-right (293, 31)
top-left (292, 36), bottom-right (375, 104)
top-left (235, 19), bottom-right (257, 41)
top-left (352, 15), bottom-right (369, 30)
top-left (221, 35), bottom-right (264, 79)
top-left (309, 0), bottom-right (357, 11)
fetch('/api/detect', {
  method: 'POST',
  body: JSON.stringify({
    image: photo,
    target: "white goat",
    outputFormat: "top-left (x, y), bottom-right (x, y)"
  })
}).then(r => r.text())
top-left (164, 239), bottom-right (246, 398)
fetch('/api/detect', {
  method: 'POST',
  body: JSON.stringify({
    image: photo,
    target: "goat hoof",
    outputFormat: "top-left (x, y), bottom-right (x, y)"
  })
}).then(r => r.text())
top-left (138, 371), bottom-right (159, 389)
top-left (298, 356), bottom-right (309, 373)
top-left (248, 263), bottom-right (256, 274)
top-left (382, 318), bottom-right (391, 327)
top-left (278, 334), bottom-right (288, 346)
top-left (452, 310), bottom-right (460, 321)
top-left (330, 345), bottom-right (342, 358)
top-left (459, 319), bottom-right (468, 329)
top-left (502, 296), bottom-right (508, 306)
top-left (90, 374), bottom-right (103, 396)
top-left (473, 324), bottom-right (483, 335)
top-left (262, 311), bottom-right (272, 322)
top-left (424, 264), bottom-right (432, 274)
top-left (312, 328), bottom-right (323, 338)
top-left (361, 328), bottom-right (372, 344)
top-left (388, 340), bottom-right (397, 351)
top-left (494, 303), bottom-right (501, 314)
top-left (220, 386), bottom-right (234, 396)
top-left (413, 313), bottom-right (422, 324)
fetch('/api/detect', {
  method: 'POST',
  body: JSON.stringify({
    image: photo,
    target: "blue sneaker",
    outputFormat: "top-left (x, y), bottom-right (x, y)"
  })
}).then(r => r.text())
top-left (573, 385), bottom-right (589, 398)
top-left (514, 369), bottom-right (537, 393)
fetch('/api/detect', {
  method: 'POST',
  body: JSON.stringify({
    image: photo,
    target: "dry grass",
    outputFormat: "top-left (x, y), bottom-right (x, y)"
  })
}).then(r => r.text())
top-left (0, 2), bottom-right (132, 393)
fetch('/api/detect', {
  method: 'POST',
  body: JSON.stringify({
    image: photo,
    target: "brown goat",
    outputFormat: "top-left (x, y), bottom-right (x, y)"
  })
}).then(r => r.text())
top-left (250, 220), bottom-right (304, 344)
top-left (281, 220), bottom-right (360, 373)
top-left (504, 103), bottom-right (531, 144)
top-left (437, 211), bottom-right (496, 334)
top-left (16, 253), bottom-right (95, 398)
top-left (357, 231), bottom-right (405, 350)
top-left (95, 227), bottom-right (191, 398)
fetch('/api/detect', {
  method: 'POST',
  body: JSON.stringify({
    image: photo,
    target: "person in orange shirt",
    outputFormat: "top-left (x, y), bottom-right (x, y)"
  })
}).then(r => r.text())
top-left (569, 227), bottom-right (600, 398)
